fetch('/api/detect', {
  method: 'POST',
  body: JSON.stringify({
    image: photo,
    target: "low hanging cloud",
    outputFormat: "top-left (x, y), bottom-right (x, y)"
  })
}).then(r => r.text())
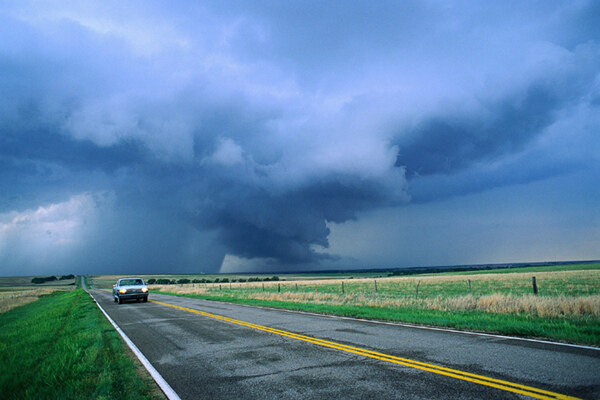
top-left (396, 41), bottom-right (600, 179)
top-left (1, 1), bottom-right (599, 274)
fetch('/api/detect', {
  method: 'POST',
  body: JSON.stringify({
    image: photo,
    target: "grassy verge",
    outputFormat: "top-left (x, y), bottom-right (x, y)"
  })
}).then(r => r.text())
top-left (0, 289), bottom-right (163, 400)
top-left (157, 290), bottom-right (600, 346)
top-left (146, 266), bottom-right (600, 347)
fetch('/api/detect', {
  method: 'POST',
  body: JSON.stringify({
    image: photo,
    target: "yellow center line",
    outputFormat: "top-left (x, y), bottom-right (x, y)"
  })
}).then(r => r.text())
top-left (149, 299), bottom-right (582, 400)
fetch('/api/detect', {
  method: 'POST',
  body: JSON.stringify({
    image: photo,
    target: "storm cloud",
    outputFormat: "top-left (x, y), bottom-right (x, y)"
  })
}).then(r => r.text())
top-left (1, 1), bottom-right (599, 275)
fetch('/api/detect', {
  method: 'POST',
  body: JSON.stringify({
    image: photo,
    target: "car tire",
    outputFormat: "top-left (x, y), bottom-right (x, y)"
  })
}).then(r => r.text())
top-left (118, 297), bottom-right (123, 304)
top-left (143, 297), bottom-right (148, 302)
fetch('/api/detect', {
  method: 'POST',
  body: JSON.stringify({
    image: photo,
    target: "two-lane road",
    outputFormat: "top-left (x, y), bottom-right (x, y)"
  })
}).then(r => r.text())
top-left (87, 287), bottom-right (600, 399)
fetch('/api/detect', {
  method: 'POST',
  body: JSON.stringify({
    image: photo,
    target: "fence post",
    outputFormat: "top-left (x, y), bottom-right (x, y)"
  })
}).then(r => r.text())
top-left (468, 279), bottom-right (472, 295)
top-left (415, 280), bottom-right (421, 298)
top-left (278, 283), bottom-right (281, 293)
top-left (219, 284), bottom-right (222, 291)
top-left (296, 283), bottom-right (298, 291)
top-left (342, 281), bottom-right (345, 294)
top-left (374, 280), bottom-right (378, 293)
top-left (262, 283), bottom-right (265, 292)
top-left (532, 276), bottom-right (538, 296)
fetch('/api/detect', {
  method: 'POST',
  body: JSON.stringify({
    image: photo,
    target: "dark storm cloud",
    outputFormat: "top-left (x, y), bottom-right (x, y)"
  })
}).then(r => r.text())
top-left (0, 129), bottom-right (145, 174)
top-left (396, 50), bottom-right (599, 178)
top-left (187, 165), bottom-right (406, 265)
top-left (1, 1), bottom-right (598, 275)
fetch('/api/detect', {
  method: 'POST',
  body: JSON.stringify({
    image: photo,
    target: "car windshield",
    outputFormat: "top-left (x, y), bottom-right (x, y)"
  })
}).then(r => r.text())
top-left (120, 279), bottom-right (143, 286)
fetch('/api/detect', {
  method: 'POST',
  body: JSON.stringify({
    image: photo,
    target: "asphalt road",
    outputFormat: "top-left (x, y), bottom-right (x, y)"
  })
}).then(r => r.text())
top-left (87, 287), bottom-right (600, 400)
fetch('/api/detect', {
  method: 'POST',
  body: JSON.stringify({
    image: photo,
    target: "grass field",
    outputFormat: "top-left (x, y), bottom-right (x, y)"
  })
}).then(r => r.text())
top-left (0, 277), bottom-right (77, 292)
top-left (0, 275), bottom-right (77, 315)
top-left (89, 263), bottom-right (600, 346)
top-left (0, 288), bottom-right (163, 399)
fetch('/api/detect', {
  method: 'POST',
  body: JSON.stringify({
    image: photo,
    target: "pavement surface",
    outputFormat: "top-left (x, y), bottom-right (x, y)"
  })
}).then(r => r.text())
top-left (86, 287), bottom-right (600, 400)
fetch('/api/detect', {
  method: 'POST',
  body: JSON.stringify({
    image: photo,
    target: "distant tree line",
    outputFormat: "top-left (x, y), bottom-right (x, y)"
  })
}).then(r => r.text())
top-left (146, 276), bottom-right (280, 285)
top-left (31, 274), bottom-right (75, 284)
top-left (386, 264), bottom-right (531, 277)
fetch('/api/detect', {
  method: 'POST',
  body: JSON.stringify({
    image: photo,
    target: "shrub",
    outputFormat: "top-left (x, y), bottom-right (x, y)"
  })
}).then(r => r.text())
top-left (31, 276), bottom-right (57, 284)
top-left (177, 279), bottom-right (191, 284)
top-left (147, 279), bottom-right (156, 284)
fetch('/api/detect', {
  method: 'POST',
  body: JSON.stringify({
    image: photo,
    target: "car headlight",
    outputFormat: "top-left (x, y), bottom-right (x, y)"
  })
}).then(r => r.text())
top-left (142, 287), bottom-right (148, 292)
top-left (119, 288), bottom-right (127, 293)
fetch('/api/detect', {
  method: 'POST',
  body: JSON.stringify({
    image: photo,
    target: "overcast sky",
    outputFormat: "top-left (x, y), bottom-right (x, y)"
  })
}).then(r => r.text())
top-left (1, 1), bottom-right (599, 276)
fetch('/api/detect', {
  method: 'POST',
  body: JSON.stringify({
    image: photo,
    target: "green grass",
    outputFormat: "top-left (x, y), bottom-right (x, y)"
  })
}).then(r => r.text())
top-left (0, 289), bottom-right (162, 400)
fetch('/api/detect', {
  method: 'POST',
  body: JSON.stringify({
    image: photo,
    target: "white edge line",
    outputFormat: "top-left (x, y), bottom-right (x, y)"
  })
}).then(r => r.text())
top-left (155, 293), bottom-right (600, 352)
top-left (86, 290), bottom-right (181, 400)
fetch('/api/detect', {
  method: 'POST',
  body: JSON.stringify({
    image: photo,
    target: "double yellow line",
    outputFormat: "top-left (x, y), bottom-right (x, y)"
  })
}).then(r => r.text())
top-left (150, 299), bottom-right (582, 400)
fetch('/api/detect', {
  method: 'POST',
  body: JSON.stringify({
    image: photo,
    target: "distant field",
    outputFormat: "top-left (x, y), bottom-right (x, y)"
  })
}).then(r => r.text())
top-left (430, 262), bottom-right (600, 276)
top-left (88, 263), bottom-right (600, 346)
top-left (90, 262), bottom-right (600, 299)
top-left (0, 275), bottom-right (77, 289)
top-left (88, 272), bottom-right (387, 289)
top-left (89, 262), bottom-right (600, 288)
top-left (0, 275), bottom-right (76, 314)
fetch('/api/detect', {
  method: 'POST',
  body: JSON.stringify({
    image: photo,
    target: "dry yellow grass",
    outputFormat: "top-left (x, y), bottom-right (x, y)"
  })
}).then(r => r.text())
top-left (150, 267), bottom-right (600, 318)
top-left (162, 268), bottom-right (597, 289)
top-left (0, 289), bottom-right (58, 314)
top-left (184, 290), bottom-right (598, 318)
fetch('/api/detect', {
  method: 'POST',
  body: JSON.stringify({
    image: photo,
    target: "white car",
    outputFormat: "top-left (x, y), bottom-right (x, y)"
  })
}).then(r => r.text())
top-left (113, 277), bottom-right (149, 304)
